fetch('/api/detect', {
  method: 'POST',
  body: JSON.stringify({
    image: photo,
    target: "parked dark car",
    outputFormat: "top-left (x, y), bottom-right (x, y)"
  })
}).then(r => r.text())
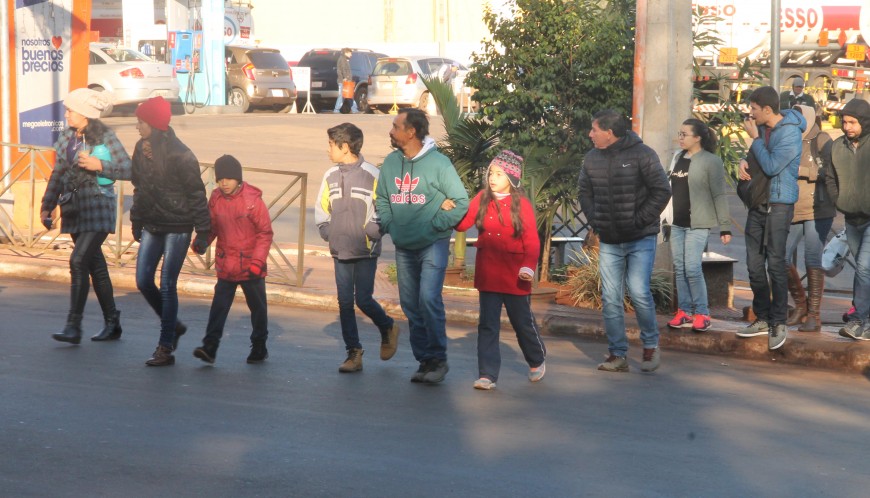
top-left (295, 48), bottom-right (386, 112)
top-left (225, 45), bottom-right (297, 113)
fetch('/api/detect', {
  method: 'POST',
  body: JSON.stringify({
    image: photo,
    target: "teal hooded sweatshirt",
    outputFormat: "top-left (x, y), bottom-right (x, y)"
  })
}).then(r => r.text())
top-left (375, 137), bottom-right (469, 250)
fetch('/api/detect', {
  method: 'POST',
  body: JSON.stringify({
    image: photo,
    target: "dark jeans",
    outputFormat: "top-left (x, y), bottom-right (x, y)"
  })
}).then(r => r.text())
top-left (203, 277), bottom-right (269, 346)
top-left (135, 230), bottom-right (191, 347)
top-left (477, 291), bottom-right (546, 382)
top-left (845, 220), bottom-right (870, 322)
top-left (69, 232), bottom-right (114, 317)
top-left (745, 204), bottom-right (793, 325)
top-left (333, 257), bottom-right (393, 350)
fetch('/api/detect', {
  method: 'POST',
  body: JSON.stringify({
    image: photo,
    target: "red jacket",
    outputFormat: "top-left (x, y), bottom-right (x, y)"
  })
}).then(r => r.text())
top-left (207, 182), bottom-right (273, 282)
top-left (456, 191), bottom-right (539, 295)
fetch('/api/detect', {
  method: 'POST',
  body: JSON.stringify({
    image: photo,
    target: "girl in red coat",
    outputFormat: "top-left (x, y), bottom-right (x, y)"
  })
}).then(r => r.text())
top-left (449, 150), bottom-right (546, 390)
top-left (192, 155), bottom-right (274, 365)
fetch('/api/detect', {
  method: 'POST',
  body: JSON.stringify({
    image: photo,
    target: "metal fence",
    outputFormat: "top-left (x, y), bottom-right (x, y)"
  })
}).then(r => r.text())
top-left (0, 141), bottom-right (307, 286)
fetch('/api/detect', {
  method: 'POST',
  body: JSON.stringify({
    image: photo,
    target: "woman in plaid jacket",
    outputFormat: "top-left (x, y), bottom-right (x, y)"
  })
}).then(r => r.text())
top-left (40, 88), bottom-right (132, 345)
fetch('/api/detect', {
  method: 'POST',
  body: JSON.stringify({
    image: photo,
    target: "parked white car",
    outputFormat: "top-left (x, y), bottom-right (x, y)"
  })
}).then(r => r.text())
top-left (88, 43), bottom-right (180, 110)
top-left (366, 56), bottom-right (470, 113)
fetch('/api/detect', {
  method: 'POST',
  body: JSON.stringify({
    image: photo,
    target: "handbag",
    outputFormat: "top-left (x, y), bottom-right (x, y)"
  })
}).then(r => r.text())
top-left (58, 188), bottom-right (79, 219)
top-left (821, 230), bottom-right (849, 277)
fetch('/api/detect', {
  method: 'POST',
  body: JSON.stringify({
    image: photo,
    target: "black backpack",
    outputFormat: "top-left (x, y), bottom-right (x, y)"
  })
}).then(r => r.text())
top-left (736, 150), bottom-right (771, 210)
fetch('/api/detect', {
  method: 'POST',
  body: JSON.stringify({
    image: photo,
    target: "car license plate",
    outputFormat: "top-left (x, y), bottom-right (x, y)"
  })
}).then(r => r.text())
top-left (311, 81), bottom-right (323, 88)
top-left (153, 90), bottom-right (171, 98)
top-left (271, 89), bottom-right (284, 97)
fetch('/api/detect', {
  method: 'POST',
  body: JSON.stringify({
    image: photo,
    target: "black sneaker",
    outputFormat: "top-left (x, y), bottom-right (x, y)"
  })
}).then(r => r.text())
top-left (193, 343), bottom-right (218, 364)
top-left (411, 359), bottom-right (433, 383)
top-left (422, 359), bottom-right (449, 384)
top-left (247, 341), bottom-right (268, 364)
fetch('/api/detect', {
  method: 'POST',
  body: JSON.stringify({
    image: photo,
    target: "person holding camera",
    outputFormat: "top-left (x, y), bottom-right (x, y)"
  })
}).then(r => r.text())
top-left (40, 88), bottom-right (132, 345)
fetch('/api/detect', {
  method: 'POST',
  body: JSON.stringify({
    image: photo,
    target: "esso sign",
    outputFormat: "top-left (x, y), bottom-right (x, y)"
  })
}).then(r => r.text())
top-left (693, 0), bottom-right (866, 58)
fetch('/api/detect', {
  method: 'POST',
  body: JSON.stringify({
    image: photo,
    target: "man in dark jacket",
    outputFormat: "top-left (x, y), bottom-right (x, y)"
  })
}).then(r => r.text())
top-left (735, 86), bottom-right (805, 351)
top-left (578, 109), bottom-right (671, 373)
top-left (826, 98), bottom-right (870, 341)
top-left (333, 48), bottom-right (358, 114)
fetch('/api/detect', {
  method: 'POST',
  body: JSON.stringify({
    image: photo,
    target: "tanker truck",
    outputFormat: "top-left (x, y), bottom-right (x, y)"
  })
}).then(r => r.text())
top-left (693, 0), bottom-right (870, 113)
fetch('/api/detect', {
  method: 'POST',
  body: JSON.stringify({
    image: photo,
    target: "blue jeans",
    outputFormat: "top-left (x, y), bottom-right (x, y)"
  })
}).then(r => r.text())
top-left (745, 204), bottom-right (793, 325)
top-left (845, 220), bottom-right (870, 321)
top-left (598, 235), bottom-right (659, 357)
top-left (395, 238), bottom-right (450, 362)
top-left (333, 81), bottom-right (358, 113)
top-left (333, 257), bottom-right (393, 350)
top-left (136, 230), bottom-right (191, 347)
top-left (786, 218), bottom-right (833, 268)
top-left (670, 226), bottom-right (710, 316)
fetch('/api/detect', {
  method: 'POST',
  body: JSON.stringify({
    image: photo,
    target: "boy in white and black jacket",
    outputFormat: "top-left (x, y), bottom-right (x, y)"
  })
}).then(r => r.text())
top-left (315, 123), bottom-right (399, 373)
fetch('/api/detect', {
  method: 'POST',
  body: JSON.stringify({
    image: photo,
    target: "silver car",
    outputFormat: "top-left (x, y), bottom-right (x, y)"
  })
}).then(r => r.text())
top-left (366, 56), bottom-right (469, 113)
top-left (88, 43), bottom-right (180, 109)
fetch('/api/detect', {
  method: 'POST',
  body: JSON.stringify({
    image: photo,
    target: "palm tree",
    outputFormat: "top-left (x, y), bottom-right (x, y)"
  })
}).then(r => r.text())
top-left (422, 76), bottom-right (499, 269)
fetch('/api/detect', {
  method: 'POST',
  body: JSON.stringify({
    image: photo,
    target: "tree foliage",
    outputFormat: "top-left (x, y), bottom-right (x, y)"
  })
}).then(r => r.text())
top-left (467, 0), bottom-right (636, 158)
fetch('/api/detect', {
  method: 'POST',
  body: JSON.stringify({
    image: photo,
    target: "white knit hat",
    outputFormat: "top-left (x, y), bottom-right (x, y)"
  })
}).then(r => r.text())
top-left (64, 88), bottom-right (111, 119)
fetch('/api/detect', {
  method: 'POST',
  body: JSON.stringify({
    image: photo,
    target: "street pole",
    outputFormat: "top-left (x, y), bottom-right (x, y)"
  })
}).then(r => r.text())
top-left (771, 0), bottom-right (781, 91)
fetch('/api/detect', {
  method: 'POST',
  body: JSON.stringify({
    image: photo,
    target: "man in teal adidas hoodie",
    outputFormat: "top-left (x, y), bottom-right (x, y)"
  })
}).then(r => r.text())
top-left (376, 108), bottom-right (469, 384)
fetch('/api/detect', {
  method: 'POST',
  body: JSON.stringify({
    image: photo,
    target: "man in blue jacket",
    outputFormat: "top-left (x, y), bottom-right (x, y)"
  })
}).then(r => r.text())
top-left (736, 86), bottom-right (806, 350)
top-left (376, 108), bottom-right (469, 383)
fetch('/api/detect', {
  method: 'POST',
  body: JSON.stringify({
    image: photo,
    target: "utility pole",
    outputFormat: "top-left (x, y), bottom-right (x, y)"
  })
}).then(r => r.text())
top-left (633, 0), bottom-right (694, 309)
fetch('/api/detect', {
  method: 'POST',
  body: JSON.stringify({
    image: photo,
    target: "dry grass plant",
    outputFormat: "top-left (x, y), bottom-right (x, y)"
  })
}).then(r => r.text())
top-left (564, 247), bottom-right (672, 312)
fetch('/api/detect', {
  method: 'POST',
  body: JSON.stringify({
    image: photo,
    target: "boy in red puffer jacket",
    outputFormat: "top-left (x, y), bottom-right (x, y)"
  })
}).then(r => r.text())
top-left (192, 155), bottom-right (274, 365)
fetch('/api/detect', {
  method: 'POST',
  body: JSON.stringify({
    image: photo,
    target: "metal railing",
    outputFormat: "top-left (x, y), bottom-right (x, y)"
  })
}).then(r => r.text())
top-left (1, 141), bottom-right (307, 286)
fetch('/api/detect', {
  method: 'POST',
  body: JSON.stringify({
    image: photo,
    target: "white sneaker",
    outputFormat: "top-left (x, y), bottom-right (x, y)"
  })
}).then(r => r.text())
top-left (528, 363), bottom-right (546, 382)
top-left (473, 378), bottom-right (496, 390)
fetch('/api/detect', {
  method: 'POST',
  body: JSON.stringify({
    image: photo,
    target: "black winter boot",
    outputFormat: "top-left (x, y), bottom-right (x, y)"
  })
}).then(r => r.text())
top-left (92, 310), bottom-right (122, 341)
top-left (193, 341), bottom-right (219, 364)
top-left (247, 340), bottom-right (268, 364)
top-left (53, 313), bottom-right (83, 345)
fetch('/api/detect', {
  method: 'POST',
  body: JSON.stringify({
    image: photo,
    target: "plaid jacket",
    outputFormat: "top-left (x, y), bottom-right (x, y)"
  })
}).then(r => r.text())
top-left (41, 127), bottom-right (132, 234)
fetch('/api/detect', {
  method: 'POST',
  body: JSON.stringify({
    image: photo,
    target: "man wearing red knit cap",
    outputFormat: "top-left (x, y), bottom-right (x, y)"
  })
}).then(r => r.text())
top-left (131, 96), bottom-right (211, 366)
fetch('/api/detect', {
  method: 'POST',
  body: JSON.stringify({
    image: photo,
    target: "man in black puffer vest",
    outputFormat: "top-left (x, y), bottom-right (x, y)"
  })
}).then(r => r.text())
top-left (579, 109), bottom-right (671, 373)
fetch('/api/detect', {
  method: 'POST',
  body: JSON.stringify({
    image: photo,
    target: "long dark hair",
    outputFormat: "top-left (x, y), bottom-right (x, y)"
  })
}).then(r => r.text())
top-left (475, 168), bottom-right (529, 238)
top-left (682, 118), bottom-right (718, 153)
top-left (79, 118), bottom-right (108, 147)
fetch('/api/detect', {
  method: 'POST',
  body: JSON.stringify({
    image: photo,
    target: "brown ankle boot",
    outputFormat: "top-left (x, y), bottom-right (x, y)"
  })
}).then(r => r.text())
top-left (799, 268), bottom-right (825, 332)
top-left (338, 348), bottom-right (364, 373)
top-left (145, 345), bottom-right (175, 366)
top-left (786, 264), bottom-right (807, 326)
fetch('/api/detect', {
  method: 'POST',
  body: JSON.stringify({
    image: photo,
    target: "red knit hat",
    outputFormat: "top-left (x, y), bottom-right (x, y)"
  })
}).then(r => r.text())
top-left (135, 96), bottom-right (171, 131)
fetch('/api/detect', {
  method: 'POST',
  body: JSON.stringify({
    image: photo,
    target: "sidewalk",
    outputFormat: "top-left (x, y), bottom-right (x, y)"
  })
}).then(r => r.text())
top-left (2, 244), bottom-right (868, 374)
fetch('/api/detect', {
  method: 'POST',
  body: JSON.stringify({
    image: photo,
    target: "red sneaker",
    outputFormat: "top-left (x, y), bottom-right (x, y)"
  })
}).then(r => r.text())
top-left (692, 314), bottom-right (711, 332)
top-left (668, 310), bottom-right (693, 329)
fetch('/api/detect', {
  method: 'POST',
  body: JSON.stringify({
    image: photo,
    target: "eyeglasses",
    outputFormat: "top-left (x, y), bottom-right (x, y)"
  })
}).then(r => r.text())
top-left (677, 132), bottom-right (695, 138)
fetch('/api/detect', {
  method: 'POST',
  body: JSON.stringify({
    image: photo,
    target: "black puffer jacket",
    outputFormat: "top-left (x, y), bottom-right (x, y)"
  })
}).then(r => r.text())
top-left (578, 131), bottom-right (672, 244)
top-left (130, 127), bottom-right (210, 235)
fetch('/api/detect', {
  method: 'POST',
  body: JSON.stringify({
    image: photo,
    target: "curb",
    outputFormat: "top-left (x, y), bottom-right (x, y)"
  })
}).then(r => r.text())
top-left (3, 257), bottom-right (869, 374)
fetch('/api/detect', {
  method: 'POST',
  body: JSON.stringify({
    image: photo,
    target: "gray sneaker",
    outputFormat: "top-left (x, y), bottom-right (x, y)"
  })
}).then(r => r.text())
top-left (736, 319), bottom-right (770, 338)
top-left (597, 355), bottom-right (629, 372)
top-left (422, 359), bottom-right (449, 384)
top-left (768, 323), bottom-right (788, 350)
top-left (839, 320), bottom-right (865, 340)
top-left (641, 348), bottom-right (660, 372)
top-left (859, 325), bottom-right (870, 341)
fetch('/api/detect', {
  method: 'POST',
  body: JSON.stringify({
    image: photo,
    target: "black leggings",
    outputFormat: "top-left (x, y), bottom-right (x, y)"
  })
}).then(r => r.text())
top-left (69, 232), bottom-right (115, 317)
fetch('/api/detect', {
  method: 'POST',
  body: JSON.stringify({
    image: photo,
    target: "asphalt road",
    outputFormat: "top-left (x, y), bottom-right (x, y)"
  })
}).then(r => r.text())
top-left (2, 277), bottom-right (870, 497)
